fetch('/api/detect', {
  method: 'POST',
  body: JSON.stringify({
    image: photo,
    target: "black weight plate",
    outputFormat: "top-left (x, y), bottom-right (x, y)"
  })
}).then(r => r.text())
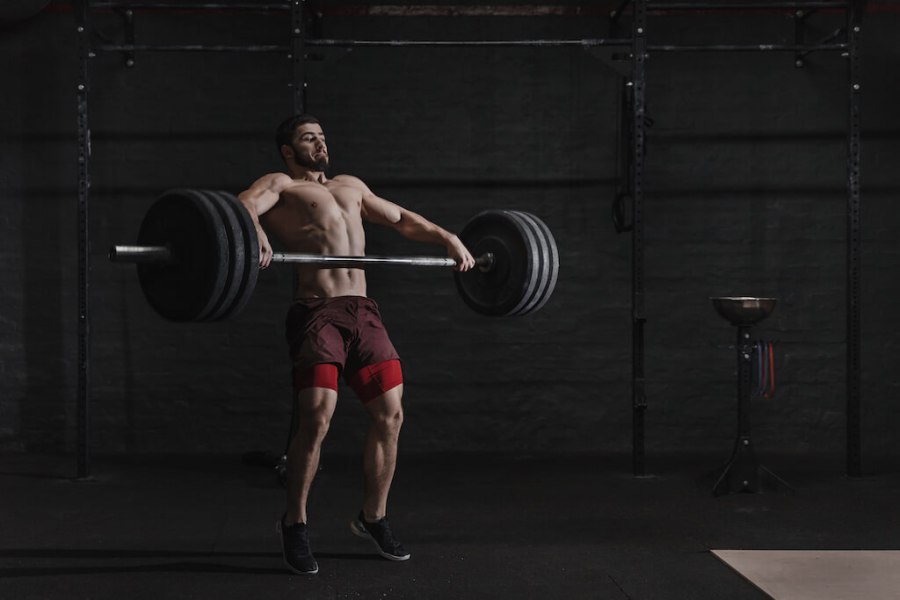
top-left (509, 211), bottom-right (558, 315)
top-left (504, 211), bottom-right (547, 316)
top-left (136, 189), bottom-right (229, 322)
top-left (216, 191), bottom-right (260, 321)
top-left (198, 189), bottom-right (245, 322)
top-left (183, 191), bottom-right (230, 322)
top-left (498, 210), bottom-right (542, 315)
top-left (521, 212), bottom-right (558, 314)
top-left (453, 210), bottom-right (538, 317)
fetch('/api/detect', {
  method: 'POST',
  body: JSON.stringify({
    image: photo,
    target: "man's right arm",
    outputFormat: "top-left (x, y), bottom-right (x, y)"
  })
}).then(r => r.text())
top-left (238, 173), bottom-right (292, 267)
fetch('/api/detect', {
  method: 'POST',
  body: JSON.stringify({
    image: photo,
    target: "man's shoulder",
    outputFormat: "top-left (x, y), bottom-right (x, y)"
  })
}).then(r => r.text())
top-left (257, 171), bottom-right (292, 180)
top-left (255, 171), bottom-right (294, 190)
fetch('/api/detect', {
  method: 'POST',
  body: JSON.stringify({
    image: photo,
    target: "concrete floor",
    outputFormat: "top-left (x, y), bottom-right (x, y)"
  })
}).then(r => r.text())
top-left (1, 451), bottom-right (898, 599)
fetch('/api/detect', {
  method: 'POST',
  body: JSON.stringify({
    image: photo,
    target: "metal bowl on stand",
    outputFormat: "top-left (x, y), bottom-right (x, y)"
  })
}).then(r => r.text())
top-left (710, 297), bottom-right (777, 326)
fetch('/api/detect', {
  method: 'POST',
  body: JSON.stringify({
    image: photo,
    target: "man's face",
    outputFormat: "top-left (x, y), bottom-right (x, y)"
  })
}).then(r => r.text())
top-left (288, 123), bottom-right (329, 171)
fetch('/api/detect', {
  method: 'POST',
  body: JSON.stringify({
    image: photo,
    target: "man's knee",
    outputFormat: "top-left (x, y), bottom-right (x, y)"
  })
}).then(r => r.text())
top-left (380, 406), bottom-right (404, 429)
top-left (297, 412), bottom-right (332, 443)
top-left (370, 396), bottom-right (404, 435)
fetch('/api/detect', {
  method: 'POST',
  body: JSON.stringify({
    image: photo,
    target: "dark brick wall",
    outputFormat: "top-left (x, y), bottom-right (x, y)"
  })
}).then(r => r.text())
top-left (2, 4), bottom-right (899, 465)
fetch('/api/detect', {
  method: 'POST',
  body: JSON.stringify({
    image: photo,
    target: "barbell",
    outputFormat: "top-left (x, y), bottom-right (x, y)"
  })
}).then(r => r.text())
top-left (109, 188), bottom-right (559, 321)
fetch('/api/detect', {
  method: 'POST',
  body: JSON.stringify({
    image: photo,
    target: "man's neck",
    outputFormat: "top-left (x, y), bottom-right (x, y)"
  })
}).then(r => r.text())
top-left (289, 167), bottom-right (327, 184)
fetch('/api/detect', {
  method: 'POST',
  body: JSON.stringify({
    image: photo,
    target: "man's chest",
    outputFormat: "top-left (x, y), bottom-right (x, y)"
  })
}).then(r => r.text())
top-left (282, 183), bottom-right (362, 222)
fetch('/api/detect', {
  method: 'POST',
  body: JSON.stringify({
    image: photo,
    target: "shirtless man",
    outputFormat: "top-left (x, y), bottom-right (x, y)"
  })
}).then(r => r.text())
top-left (238, 114), bottom-right (475, 575)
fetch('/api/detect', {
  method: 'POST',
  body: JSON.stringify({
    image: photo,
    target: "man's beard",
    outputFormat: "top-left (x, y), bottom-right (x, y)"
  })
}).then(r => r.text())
top-left (292, 146), bottom-right (328, 171)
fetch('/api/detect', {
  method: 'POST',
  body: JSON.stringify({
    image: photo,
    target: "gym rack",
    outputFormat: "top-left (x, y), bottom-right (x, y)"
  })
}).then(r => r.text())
top-left (74, 0), bottom-right (865, 480)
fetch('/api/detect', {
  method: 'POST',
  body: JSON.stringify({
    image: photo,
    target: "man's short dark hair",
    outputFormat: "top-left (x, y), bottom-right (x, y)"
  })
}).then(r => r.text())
top-left (276, 114), bottom-right (321, 151)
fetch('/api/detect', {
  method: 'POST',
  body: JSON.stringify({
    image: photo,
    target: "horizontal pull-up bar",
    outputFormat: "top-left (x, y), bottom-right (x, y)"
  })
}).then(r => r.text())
top-left (91, 39), bottom-right (634, 55)
top-left (646, 1), bottom-right (849, 9)
top-left (89, 1), bottom-right (290, 9)
top-left (648, 42), bottom-right (848, 52)
top-left (83, 1), bottom-right (853, 12)
top-left (305, 38), bottom-right (631, 48)
top-left (96, 44), bottom-right (288, 52)
top-left (92, 40), bottom-right (849, 54)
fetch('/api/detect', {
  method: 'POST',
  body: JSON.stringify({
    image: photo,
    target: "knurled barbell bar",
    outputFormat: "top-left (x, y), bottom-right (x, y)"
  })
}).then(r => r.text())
top-left (109, 189), bottom-right (558, 321)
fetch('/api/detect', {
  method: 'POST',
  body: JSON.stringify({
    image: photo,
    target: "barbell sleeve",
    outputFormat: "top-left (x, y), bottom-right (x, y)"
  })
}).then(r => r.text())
top-left (110, 244), bottom-right (493, 270)
top-left (109, 245), bottom-right (172, 263)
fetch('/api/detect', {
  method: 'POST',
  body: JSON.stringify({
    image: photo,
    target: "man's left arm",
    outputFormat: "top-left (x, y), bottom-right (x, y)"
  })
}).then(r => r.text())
top-left (345, 175), bottom-right (476, 272)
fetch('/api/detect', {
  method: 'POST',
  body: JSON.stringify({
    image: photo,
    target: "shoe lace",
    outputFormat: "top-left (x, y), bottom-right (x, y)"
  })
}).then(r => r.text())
top-left (374, 518), bottom-right (403, 552)
top-left (285, 523), bottom-right (311, 550)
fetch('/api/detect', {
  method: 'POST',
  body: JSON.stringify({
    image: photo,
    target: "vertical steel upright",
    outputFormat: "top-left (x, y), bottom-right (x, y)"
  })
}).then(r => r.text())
top-left (75, 0), bottom-right (92, 479)
top-left (631, 0), bottom-right (648, 477)
top-left (290, 0), bottom-right (306, 113)
top-left (846, 0), bottom-right (862, 478)
top-left (711, 325), bottom-right (759, 495)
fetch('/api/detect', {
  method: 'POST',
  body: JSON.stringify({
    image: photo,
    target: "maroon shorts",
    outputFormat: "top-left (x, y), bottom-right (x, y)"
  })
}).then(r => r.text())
top-left (285, 296), bottom-right (401, 398)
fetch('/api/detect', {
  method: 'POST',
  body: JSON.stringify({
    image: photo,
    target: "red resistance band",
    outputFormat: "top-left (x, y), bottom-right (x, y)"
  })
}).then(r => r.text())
top-left (293, 360), bottom-right (403, 404)
top-left (764, 341), bottom-right (775, 399)
top-left (755, 341), bottom-right (776, 399)
top-left (348, 359), bottom-right (403, 403)
top-left (293, 363), bottom-right (339, 392)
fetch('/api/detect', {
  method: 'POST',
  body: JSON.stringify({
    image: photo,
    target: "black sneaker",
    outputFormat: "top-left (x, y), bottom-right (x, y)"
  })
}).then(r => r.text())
top-left (350, 511), bottom-right (411, 561)
top-left (276, 517), bottom-right (319, 575)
